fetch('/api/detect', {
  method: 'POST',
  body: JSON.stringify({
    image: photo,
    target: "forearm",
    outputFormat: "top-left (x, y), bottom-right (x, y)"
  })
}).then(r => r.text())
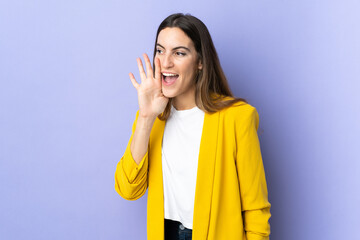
top-left (130, 115), bottom-right (156, 165)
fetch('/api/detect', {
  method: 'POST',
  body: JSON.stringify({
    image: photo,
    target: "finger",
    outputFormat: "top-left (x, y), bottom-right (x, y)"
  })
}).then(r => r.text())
top-left (143, 53), bottom-right (153, 78)
top-left (136, 57), bottom-right (146, 82)
top-left (129, 72), bottom-right (140, 90)
top-left (154, 57), bottom-right (161, 80)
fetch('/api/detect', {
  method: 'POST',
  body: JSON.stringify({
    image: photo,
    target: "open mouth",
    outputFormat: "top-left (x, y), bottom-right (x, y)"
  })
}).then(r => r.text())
top-left (162, 73), bottom-right (179, 86)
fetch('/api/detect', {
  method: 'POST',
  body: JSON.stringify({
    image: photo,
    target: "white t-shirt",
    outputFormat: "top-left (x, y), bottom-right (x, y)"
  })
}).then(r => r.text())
top-left (162, 105), bottom-right (205, 229)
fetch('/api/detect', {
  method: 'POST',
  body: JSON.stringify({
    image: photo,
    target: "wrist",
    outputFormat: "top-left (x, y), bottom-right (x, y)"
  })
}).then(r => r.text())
top-left (137, 115), bottom-right (156, 130)
top-left (138, 111), bottom-right (158, 120)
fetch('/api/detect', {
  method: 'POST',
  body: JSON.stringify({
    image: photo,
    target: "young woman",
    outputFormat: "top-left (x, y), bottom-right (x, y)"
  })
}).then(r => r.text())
top-left (115, 13), bottom-right (271, 240)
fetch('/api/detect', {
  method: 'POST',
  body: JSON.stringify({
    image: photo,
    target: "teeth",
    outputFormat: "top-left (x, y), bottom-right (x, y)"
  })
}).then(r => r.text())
top-left (162, 73), bottom-right (178, 77)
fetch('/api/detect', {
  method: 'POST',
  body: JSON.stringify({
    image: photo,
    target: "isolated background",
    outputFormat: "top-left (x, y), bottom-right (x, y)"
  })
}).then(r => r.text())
top-left (1, 0), bottom-right (359, 239)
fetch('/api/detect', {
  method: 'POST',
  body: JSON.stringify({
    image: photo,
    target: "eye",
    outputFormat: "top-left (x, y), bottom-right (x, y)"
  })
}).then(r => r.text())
top-left (156, 49), bottom-right (163, 54)
top-left (175, 51), bottom-right (186, 56)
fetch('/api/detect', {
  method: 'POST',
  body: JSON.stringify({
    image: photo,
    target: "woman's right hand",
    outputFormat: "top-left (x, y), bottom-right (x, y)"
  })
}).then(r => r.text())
top-left (129, 53), bottom-right (169, 119)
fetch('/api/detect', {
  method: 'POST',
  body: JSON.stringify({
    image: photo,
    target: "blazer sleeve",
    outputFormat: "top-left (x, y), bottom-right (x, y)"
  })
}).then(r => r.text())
top-left (235, 106), bottom-right (271, 240)
top-left (114, 111), bottom-right (149, 200)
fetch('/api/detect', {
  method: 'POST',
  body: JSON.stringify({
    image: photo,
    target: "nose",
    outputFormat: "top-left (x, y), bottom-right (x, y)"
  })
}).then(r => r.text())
top-left (161, 54), bottom-right (174, 69)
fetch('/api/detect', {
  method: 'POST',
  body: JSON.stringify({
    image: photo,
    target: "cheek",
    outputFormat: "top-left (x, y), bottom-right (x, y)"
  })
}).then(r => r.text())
top-left (182, 62), bottom-right (198, 78)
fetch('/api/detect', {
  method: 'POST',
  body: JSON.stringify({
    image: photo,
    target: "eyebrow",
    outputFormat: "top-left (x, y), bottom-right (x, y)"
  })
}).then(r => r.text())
top-left (156, 43), bottom-right (191, 52)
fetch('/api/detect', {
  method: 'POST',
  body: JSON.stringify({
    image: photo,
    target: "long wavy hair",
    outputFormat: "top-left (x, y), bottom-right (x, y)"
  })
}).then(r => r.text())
top-left (153, 13), bottom-right (247, 120)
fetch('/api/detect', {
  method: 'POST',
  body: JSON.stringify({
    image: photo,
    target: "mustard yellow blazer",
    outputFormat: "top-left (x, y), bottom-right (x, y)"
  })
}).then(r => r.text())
top-left (115, 102), bottom-right (271, 240)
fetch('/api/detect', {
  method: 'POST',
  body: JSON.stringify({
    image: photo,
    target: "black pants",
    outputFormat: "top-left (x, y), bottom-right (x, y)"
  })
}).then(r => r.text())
top-left (164, 219), bottom-right (192, 240)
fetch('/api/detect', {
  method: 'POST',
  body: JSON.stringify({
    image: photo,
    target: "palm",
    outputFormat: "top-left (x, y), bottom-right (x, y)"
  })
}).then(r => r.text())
top-left (129, 54), bottom-right (168, 118)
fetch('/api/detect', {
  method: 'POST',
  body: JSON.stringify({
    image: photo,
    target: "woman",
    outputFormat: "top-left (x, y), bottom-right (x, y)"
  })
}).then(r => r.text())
top-left (115, 13), bottom-right (271, 240)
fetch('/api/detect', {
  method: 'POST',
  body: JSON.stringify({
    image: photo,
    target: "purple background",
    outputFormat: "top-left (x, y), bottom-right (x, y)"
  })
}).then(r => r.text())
top-left (1, 1), bottom-right (359, 239)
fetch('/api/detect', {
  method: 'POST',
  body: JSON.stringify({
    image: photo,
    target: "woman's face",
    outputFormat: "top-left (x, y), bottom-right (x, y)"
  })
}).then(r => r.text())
top-left (155, 27), bottom-right (202, 102)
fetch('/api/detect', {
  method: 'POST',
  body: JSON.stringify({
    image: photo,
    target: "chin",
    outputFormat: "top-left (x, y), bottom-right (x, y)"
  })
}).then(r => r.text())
top-left (162, 88), bottom-right (176, 98)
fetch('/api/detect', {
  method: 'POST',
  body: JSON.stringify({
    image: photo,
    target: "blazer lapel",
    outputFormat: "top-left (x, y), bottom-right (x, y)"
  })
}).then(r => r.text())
top-left (148, 111), bottom-right (219, 240)
top-left (192, 111), bottom-right (220, 239)
top-left (147, 118), bottom-right (166, 239)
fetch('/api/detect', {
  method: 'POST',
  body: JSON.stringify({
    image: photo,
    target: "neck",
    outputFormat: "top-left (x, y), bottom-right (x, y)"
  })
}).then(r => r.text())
top-left (172, 88), bottom-right (196, 110)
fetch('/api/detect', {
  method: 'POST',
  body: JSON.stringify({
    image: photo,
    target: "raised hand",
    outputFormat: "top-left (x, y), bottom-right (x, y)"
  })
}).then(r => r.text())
top-left (129, 53), bottom-right (168, 119)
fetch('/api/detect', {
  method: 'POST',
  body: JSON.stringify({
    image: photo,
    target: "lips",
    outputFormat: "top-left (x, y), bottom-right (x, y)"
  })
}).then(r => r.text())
top-left (162, 73), bottom-right (179, 86)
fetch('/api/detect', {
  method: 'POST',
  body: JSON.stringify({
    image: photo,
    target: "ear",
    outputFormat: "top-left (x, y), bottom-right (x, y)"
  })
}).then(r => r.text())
top-left (198, 59), bottom-right (203, 70)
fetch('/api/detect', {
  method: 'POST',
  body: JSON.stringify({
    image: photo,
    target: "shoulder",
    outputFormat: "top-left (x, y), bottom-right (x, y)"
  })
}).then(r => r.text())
top-left (218, 96), bottom-right (258, 117)
top-left (216, 97), bottom-right (259, 129)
